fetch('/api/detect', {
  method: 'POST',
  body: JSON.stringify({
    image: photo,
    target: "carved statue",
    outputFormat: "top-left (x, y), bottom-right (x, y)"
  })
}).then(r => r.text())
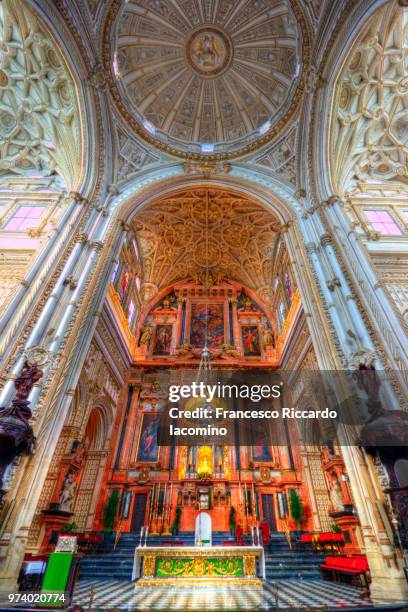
top-left (330, 477), bottom-right (344, 513)
top-left (354, 364), bottom-right (383, 419)
top-left (174, 343), bottom-right (192, 357)
top-left (242, 297), bottom-right (254, 311)
top-left (192, 270), bottom-right (223, 288)
top-left (14, 362), bottom-right (43, 408)
top-left (71, 438), bottom-right (87, 467)
top-left (221, 344), bottom-right (240, 358)
top-left (59, 472), bottom-right (76, 513)
top-left (139, 326), bottom-right (153, 346)
top-left (262, 327), bottom-right (275, 349)
top-left (0, 361), bottom-right (43, 493)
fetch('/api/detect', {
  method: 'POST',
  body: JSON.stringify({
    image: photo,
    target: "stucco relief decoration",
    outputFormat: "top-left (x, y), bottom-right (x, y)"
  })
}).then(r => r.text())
top-left (109, 0), bottom-right (303, 157)
top-left (131, 189), bottom-right (280, 301)
top-left (331, 3), bottom-right (408, 193)
top-left (0, 0), bottom-right (83, 190)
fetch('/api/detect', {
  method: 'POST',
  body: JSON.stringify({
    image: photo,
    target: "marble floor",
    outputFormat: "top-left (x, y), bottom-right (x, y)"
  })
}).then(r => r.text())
top-left (70, 579), bottom-right (407, 611)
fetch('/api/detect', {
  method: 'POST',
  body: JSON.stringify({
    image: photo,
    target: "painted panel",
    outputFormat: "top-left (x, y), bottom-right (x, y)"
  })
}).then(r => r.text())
top-left (241, 325), bottom-right (261, 356)
top-left (137, 413), bottom-right (160, 462)
top-left (153, 324), bottom-right (172, 355)
top-left (190, 303), bottom-right (224, 348)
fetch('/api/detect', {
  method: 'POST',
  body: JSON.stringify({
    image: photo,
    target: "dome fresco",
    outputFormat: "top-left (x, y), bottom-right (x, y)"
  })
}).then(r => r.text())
top-left (110, 0), bottom-right (303, 157)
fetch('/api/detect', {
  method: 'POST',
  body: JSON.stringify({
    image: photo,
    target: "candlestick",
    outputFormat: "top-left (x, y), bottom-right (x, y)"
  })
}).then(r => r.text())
top-left (148, 484), bottom-right (155, 529)
top-left (151, 483), bottom-right (160, 535)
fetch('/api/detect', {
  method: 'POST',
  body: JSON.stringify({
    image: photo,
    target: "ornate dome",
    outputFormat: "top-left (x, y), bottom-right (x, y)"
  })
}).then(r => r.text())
top-left (108, 0), bottom-right (305, 159)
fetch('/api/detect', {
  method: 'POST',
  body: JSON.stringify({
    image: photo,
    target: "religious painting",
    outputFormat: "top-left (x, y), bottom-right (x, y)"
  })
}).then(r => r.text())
top-left (153, 324), bottom-right (172, 355)
top-left (252, 423), bottom-right (273, 462)
top-left (241, 325), bottom-right (261, 356)
top-left (137, 413), bottom-right (160, 462)
top-left (284, 273), bottom-right (293, 302)
top-left (252, 444), bottom-right (273, 462)
top-left (190, 303), bottom-right (224, 348)
top-left (120, 269), bottom-right (131, 302)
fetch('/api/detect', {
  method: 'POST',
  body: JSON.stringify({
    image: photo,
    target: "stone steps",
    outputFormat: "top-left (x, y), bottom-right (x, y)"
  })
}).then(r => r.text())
top-left (78, 531), bottom-right (326, 582)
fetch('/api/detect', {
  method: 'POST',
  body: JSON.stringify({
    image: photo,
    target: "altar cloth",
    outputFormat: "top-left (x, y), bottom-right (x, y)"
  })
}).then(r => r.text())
top-left (133, 545), bottom-right (265, 587)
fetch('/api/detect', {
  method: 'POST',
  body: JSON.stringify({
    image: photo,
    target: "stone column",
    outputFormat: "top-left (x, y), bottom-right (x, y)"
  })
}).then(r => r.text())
top-left (282, 214), bottom-right (408, 599)
top-left (0, 215), bottom-right (126, 590)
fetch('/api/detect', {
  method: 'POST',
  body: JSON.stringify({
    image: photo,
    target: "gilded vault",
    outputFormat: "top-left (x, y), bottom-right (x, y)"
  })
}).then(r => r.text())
top-left (131, 188), bottom-right (280, 301)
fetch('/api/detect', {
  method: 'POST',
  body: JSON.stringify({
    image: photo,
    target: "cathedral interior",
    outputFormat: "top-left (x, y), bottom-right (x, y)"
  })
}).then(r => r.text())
top-left (0, 0), bottom-right (408, 610)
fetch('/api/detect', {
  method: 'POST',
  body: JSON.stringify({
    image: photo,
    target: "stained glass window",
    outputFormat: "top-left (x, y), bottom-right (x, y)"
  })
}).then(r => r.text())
top-left (3, 206), bottom-right (46, 231)
top-left (111, 260), bottom-right (120, 284)
top-left (364, 210), bottom-right (402, 236)
top-left (279, 302), bottom-right (285, 327)
top-left (128, 300), bottom-right (136, 328)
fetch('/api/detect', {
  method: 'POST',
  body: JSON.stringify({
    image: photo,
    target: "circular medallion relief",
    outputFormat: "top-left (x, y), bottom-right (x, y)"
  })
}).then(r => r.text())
top-left (186, 28), bottom-right (232, 77)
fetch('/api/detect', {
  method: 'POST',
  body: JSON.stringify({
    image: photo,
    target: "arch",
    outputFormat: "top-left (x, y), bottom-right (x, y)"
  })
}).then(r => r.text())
top-left (394, 459), bottom-right (408, 488)
top-left (0, 0), bottom-right (93, 191)
top-left (108, 165), bottom-right (302, 229)
top-left (72, 403), bottom-right (114, 530)
top-left (97, 169), bottom-right (337, 371)
top-left (313, 0), bottom-right (405, 199)
top-left (84, 403), bottom-right (115, 452)
top-left (0, 0), bottom-right (98, 324)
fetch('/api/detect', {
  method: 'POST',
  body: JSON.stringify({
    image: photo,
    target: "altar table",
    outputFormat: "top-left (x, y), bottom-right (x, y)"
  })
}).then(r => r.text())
top-left (133, 545), bottom-right (265, 587)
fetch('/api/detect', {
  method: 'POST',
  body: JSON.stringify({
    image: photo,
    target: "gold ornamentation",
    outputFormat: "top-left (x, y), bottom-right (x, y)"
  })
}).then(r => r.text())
top-left (136, 577), bottom-right (262, 587)
top-left (139, 326), bottom-right (153, 346)
top-left (132, 188), bottom-right (279, 301)
top-left (183, 161), bottom-right (231, 176)
top-left (143, 556), bottom-right (155, 577)
top-left (0, 70), bottom-right (9, 87)
top-left (25, 346), bottom-right (51, 368)
top-left (186, 28), bottom-right (232, 77)
top-left (243, 555), bottom-right (255, 576)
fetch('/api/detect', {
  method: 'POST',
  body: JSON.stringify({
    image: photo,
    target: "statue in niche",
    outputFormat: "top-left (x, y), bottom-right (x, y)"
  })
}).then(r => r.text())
top-left (242, 297), bottom-right (254, 311)
top-left (262, 326), bottom-right (275, 349)
top-left (139, 326), bottom-right (153, 346)
top-left (59, 472), bottom-right (76, 513)
top-left (330, 476), bottom-right (344, 512)
top-left (71, 438), bottom-right (88, 467)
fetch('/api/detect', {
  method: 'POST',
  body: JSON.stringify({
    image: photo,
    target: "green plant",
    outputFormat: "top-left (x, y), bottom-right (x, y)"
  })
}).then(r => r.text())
top-left (331, 523), bottom-right (342, 533)
top-left (104, 490), bottom-right (119, 532)
top-left (60, 521), bottom-right (77, 533)
top-left (229, 506), bottom-right (236, 532)
top-left (289, 490), bottom-right (304, 529)
top-left (171, 506), bottom-right (182, 535)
